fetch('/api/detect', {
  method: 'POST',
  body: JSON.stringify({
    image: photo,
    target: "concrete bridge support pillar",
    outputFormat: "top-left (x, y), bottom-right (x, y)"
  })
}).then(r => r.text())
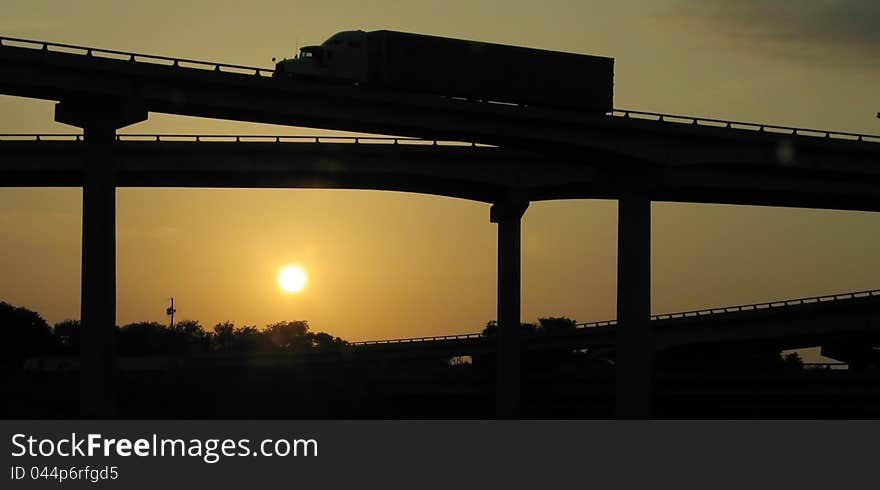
top-left (615, 195), bottom-right (653, 418)
top-left (55, 100), bottom-right (146, 418)
top-left (491, 198), bottom-right (529, 418)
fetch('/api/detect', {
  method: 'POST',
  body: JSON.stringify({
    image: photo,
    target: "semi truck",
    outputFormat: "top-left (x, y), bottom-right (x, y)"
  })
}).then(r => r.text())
top-left (273, 30), bottom-right (613, 112)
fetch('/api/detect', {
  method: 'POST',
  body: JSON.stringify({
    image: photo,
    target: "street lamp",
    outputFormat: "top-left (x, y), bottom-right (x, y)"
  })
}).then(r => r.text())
top-left (166, 297), bottom-right (176, 328)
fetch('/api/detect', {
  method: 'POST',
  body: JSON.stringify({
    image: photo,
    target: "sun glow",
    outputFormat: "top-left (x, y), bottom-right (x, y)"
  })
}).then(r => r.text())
top-left (278, 265), bottom-right (307, 293)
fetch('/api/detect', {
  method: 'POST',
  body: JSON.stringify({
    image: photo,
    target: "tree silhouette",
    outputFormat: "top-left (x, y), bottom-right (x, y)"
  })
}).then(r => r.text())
top-left (537, 316), bottom-right (577, 335)
top-left (233, 325), bottom-right (274, 352)
top-left (311, 331), bottom-right (348, 352)
top-left (265, 320), bottom-right (311, 352)
top-left (210, 322), bottom-right (274, 352)
top-left (782, 352), bottom-right (804, 370)
top-left (481, 320), bottom-right (538, 337)
top-left (116, 320), bottom-right (211, 355)
top-left (53, 319), bottom-right (80, 354)
top-left (0, 301), bottom-right (54, 368)
top-left (118, 321), bottom-right (169, 355)
top-left (213, 321), bottom-right (236, 351)
top-left (170, 319), bottom-right (211, 354)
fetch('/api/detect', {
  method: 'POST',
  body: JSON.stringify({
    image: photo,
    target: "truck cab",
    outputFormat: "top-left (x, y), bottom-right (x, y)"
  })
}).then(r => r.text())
top-left (274, 30), bottom-right (369, 82)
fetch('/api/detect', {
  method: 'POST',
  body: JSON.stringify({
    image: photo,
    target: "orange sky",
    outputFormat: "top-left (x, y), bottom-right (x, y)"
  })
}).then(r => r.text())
top-left (1, 1), bottom-right (879, 348)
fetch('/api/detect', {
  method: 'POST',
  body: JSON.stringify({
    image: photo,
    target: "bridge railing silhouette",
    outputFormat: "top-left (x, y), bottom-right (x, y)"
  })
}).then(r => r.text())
top-left (649, 288), bottom-right (880, 322)
top-left (612, 110), bottom-right (880, 143)
top-left (352, 333), bottom-right (484, 346)
top-left (351, 288), bottom-right (880, 345)
top-left (0, 35), bottom-right (275, 76)
top-left (0, 134), bottom-right (485, 146)
top-left (3, 35), bottom-right (880, 146)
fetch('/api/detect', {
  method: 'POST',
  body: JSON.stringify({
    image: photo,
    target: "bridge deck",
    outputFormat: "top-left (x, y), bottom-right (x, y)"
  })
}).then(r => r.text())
top-left (1, 36), bottom-right (878, 163)
top-left (3, 133), bottom-right (880, 209)
top-left (348, 289), bottom-right (880, 358)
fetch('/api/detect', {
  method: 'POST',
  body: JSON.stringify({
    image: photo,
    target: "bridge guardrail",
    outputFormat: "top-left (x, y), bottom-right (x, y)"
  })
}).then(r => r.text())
top-left (0, 134), bottom-right (486, 146)
top-left (611, 110), bottom-right (880, 144)
top-left (352, 333), bottom-right (484, 346)
top-left (648, 288), bottom-right (880, 323)
top-left (0, 35), bottom-right (275, 77)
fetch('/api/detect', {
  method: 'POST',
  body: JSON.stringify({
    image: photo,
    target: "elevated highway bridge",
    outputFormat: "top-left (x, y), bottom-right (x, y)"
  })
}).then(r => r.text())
top-left (2, 129), bottom-right (880, 210)
top-left (348, 289), bottom-right (880, 362)
top-left (1, 36), bottom-right (880, 209)
top-left (2, 35), bottom-right (879, 418)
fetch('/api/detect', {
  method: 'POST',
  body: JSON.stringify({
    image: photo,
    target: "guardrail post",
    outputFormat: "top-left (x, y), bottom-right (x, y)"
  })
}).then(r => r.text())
top-left (55, 99), bottom-right (147, 418)
top-left (616, 194), bottom-right (653, 419)
top-left (490, 196), bottom-right (529, 418)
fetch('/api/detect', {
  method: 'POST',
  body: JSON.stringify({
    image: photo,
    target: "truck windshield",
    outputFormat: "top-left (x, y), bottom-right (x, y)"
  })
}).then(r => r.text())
top-left (299, 46), bottom-right (323, 60)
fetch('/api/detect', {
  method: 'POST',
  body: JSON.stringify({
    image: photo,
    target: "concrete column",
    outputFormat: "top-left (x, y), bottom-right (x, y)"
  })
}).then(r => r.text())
top-left (490, 198), bottom-right (529, 418)
top-left (80, 125), bottom-right (117, 417)
top-left (615, 195), bottom-right (653, 419)
top-left (56, 100), bottom-right (146, 417)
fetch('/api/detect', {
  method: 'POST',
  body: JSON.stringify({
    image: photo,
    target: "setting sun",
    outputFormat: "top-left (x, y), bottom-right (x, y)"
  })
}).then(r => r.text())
top-left (278, 265), bottom-right (307, 294)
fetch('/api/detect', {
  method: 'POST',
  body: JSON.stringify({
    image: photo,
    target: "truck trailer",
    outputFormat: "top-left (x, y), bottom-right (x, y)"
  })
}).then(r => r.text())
top-left (274, 30), bottom-right (613, 113)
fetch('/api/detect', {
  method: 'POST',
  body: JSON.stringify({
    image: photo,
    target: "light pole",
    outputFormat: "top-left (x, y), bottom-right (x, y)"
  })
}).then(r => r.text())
top-left (166, 297), bottom-right (176, 328)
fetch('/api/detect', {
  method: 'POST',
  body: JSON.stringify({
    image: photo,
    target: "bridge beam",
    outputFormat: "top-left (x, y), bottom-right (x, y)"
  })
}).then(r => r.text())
top-left (491, 197), bottom-right (529, 418)
top-left (615, 194), bottom-right (653, 418)
top-left (55, 99), bottom-right (146, 418)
